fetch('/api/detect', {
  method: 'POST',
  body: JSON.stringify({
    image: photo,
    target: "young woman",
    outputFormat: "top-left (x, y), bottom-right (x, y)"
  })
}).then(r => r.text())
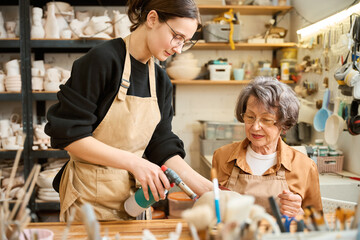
top-left (45, 0), bottom-right (212, 221)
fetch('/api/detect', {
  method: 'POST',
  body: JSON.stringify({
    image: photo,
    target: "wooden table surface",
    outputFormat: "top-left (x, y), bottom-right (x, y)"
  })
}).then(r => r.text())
top-left (26, 219), bottom-right (192, 240)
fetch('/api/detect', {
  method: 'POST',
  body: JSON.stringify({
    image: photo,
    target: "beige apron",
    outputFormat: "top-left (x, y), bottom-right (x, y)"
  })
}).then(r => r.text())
top-left (226, 163), bottom-right (289, 214)
top-left (59, 36), bottom-right (161, 222)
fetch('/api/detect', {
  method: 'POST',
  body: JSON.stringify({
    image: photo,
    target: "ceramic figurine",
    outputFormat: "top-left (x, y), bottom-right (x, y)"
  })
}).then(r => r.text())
top-left (83, 11), bottom-right (112, 37)
top-left (5, 21), bottom-right (16, 38)
top-left (31, 7), bottom-right (45, 38)
top-left (113, 10), bottom-right (131, 38)
top-left (0, 11), bottom-right (8, 39)
top-left (44, 3), bottom-right (60, 39)
top-left (69, 18), bottom-right (88, 38)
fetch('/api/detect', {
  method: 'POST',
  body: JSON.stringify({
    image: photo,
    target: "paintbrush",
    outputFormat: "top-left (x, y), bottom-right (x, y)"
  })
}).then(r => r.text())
top-left (16, 164), bottom-right (41, 221)
top-left (211, 168), bottom-right (221, 224)
top-left (8, 164), bottom-right (37, 221)
top-left (61, 207), bottom-right (76, 240)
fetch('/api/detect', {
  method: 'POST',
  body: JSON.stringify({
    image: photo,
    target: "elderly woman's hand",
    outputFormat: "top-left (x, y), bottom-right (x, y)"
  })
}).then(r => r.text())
top-left (278, 190), bottom-right (304, 217)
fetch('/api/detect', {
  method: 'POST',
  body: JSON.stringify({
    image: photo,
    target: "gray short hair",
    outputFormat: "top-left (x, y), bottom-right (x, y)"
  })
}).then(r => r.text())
top-left (235, 77), bottom-right (299, 130)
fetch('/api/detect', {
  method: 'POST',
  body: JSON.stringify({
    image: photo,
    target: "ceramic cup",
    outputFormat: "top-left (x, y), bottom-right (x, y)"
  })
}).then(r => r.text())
top-left (32, 76), bottom-right (44, 91)
top-left (233, 68), bottom-right (245, 80)
top-left (5, 59), bottom-right (20, 76)
top-left (32, 60), bottom-right (45, 76)
top-left (0, 119), bottom-right (12, 139)
top-left (45, 68), bottom-right (61, 82)
top-left (44, 81), bottom-right (60, 91)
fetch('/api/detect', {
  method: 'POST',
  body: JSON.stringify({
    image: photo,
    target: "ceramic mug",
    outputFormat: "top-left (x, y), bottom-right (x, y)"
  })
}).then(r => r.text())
top-left (233, 68), bottom-right (245, 80)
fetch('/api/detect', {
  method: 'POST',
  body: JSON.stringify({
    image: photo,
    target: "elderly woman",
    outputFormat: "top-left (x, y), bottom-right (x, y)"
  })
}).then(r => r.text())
top-left (212, 77), bottom-right (322, 217)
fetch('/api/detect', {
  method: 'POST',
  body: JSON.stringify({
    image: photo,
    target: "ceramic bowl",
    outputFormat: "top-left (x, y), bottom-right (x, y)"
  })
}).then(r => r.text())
top-left (20, 229), bottom-right (54, 240)
top-left (170, 59), bottom-right (198, 67)
top-left (166, 66), bottom-right (201, 80)
top-left (44, 81), bottom-right (60, 91)
top-left (172, 53), bottom-right (194, 60)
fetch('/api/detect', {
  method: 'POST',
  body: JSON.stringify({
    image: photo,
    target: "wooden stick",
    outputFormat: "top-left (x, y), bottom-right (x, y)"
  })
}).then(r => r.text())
top-left (8, 164), bottom-right (37, 221)
top-left (61, 207), bottom-right (76, 240)
top-left (4, 133), bottom-right (26, 218)
top-left (4, 133), bottom-right (25, 200)
top-left (3, 147), bottom-right (23, 210)
top-left (16, 164), bottom-right (41, 221)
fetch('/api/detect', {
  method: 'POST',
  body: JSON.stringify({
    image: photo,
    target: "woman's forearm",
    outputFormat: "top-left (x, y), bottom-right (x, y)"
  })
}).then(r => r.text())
top-left (64, 136), bottom-right (139, 172)
top-left (164, 155), bottom-right (213, 196)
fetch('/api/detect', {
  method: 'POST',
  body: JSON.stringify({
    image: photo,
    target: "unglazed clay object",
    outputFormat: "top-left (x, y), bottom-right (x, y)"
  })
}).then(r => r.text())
top-left (83, 11), bottom-right (112, 36)
top-left (44, 3), bottom-right (60, 39)
top-left (113, 10), bottom-right (131, 38)
top-left (0, 11), bottom-right (7, 38)
top-left (31, 7), bottom-right (45, 38)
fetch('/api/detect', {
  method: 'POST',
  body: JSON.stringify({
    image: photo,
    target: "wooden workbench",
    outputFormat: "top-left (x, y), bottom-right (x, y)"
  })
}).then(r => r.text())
top-left (26, 219), bottom-right (192, 239)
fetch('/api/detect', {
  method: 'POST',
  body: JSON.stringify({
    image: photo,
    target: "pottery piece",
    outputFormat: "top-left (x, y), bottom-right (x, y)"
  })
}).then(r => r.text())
top-left (45, 68), bottom-right (61, 82)
top-left (113, 10), bottom-right (131, 38)
top-left (31, 7), bottom-right (45, 38)
top-left (5, 21), bottom-right (16, 38)
top-left (44, 3), bottom-right (60, 39)
top-left (5, 59), bottom-right (20, 76)
top-left (83, 11), bottom-right (113, 37)
top-left (0, 11), bottom-right (7, 38)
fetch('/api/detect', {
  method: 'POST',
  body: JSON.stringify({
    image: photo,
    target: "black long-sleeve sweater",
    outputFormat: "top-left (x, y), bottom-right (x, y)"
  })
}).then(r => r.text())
top-left (45, 38), bottom-right (185, 166)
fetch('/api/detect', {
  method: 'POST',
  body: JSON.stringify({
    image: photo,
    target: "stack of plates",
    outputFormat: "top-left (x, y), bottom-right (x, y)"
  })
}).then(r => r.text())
top-left (5, 75), bottom-right (21, 92)
top-left (36, 168), bottom-right (60, 202)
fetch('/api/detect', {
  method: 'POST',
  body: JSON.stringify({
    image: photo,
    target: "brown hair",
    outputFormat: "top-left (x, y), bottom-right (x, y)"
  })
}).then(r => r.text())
top-left (127, 0), bottom-right (201, 32)
top-left (235, 77), bottom-right (299, 131)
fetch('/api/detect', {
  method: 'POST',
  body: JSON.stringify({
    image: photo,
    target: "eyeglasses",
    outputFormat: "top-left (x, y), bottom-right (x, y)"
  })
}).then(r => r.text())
top-left (164, 21), bottom-right (198, 52)
top-left (240, 113), bottom-right (277, 127)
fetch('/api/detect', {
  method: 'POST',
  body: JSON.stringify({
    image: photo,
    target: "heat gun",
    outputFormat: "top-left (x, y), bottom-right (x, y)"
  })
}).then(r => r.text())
top-left (161, 165), bottom-right (197, 200)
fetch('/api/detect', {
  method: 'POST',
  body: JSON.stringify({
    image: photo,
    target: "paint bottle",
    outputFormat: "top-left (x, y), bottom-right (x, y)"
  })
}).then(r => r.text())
top-left (124, 187), bottom-right (167, 217)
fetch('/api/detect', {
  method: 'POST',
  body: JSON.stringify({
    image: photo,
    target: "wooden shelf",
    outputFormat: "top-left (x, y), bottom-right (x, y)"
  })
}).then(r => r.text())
top-left (198, 5), bottom-right (292, 15)
top-left (192, 42), bottom-right (297, 50)
top-left (171, 80), bottom-right (294, 85)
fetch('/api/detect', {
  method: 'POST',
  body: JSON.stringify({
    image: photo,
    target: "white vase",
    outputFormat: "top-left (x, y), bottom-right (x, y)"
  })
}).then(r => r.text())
top-left (0, 11), bottom-right (7, 39)
top-left (31, 7), bottom-right (45, 38)
top-left (44, 3), bottom-right (59, 39)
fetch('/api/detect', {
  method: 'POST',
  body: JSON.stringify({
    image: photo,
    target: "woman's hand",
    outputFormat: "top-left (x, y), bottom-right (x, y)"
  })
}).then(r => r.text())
top-left (278, 190), bottom-right (304, 217)
top-left (127, 157), bottom-right (170, 202)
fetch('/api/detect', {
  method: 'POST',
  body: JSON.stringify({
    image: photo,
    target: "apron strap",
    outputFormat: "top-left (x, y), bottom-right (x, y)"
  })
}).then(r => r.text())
top-left (118, 36), bottom-right (157, 100)
top-left (118, 37), bottom-right (131, 101)
top-left (226, 162), bottom-right (240, 189)
top-left (276, 165), bottom-right (286, 178)
top-left (148, 57), bottom-right (157, 98)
